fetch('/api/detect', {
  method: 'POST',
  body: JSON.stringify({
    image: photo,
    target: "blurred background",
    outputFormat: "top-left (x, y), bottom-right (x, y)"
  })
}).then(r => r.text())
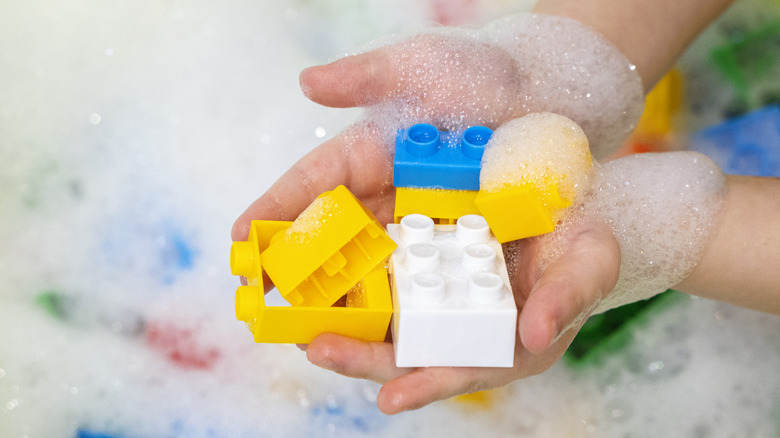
top-left (1, 0), bottom-right (779, 437)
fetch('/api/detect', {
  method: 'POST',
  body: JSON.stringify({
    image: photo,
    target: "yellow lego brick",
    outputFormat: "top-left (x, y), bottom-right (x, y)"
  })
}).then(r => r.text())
top-left (393, 187), bottom-right (480, 224)
top-left (475, 184), bottom-right (571, 243)
top-left (231, 220), bottom-right (393, 343)
top-left (259, 185), bottom-right (397, 308)
top-left (635, 69), bottom-right (683, 138)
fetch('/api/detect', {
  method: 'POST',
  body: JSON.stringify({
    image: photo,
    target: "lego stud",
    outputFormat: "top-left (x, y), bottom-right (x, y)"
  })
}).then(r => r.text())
top-left (461, 243), bottom-right (497, 273)
top-left (461, 126), bottom-right (493, 160)
top-left (405, 242), bottom-right (441, 274)
top-left (456, 215), bottom-right (491, 246)
top-left (400, 214), bottom-right (435, 243)
top-left (410, 272), bottom-right (447, 305)
top-left (235, 286), bottom-right (260, 322)
top-left (230, 241), bottom-right (255, 277)
top-left (404, 124), bottom-right (440, 157)
top-left (468, 272), bottom-right (505, 304)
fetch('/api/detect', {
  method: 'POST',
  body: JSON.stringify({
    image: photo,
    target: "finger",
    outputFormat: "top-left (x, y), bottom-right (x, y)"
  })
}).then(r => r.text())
top-left (519, 225), bottom-right (620, 355)
top-left (305, 333), bottom-right (409, 383)
top-left (300, 50), bottom-right (396, 108)
top-left (231, 126), bottom-right (394, 241)
top-left (376, 366), bottom-right (518, 415)
top-left (231, 136), bottom-right (346, 241)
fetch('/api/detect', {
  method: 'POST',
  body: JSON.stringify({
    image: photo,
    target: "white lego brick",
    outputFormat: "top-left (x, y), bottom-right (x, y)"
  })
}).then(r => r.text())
top-left (387, 214), bottom-right (518, 368)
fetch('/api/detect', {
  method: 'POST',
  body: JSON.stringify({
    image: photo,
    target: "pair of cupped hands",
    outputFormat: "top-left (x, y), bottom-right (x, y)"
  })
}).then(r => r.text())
top-left (231, 34), bottom-right (622, 415)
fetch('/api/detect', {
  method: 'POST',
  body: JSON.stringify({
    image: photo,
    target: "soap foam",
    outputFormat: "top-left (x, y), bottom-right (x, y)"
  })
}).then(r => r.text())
top-left (284, 195), bottom-right (336, 244)
top-left (541, 151), bottom-right (727, 313)
top-left (480, 114), bottom-right (726, 313)
top-left (483, 14), bottom-right (644, 159)
top-left (347, 13), bottom-right (643, 160)
top-left (479, 112), bottom-right (592, 207)
top-left (585, 152), bottom-right (726, 311)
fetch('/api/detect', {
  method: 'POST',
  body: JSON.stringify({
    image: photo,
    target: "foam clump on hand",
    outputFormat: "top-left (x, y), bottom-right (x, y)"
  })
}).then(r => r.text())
top-left (545, 151), bottom-right (727, 313)
top-left (479, 112), bottom-right (593, 208)
top-left (582, 152), bottom-right (726, 311)
top-left (349, 13), bottom-right (643, 160)
top-left (484, 114), bottom-right (726, 314)
top-left (483, 14), bottom-right (644, 159)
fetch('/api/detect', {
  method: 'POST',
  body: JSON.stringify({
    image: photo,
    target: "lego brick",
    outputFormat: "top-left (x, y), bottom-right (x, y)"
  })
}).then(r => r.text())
top-left (710, 20), bottom-right (780, 109)
top-left (564, 290), bottom-right (685, 369)
top-left (387, 214), bottom-right (517, 367)
top-left (634, 69), bottom-right (683, 138)
top-left (257, 185), bottom-right (397, 307)
top-left (231, 220), bottom-right (393, 344)
top-left (474, 183), bottom-right (570, 243)
top-left (76, 430), bottom-right (127, 438)
top-left (393, 124), bottom-right (493, 190)
top-left (145, 322), bottom-right (220, 370)
top-left (393, 186), bottom-right (480, 224)
top-left (690, 104), bottom-right (780, 177)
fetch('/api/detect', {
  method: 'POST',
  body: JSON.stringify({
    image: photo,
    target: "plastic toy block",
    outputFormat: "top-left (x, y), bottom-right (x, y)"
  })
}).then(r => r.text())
top-left (76, 430), bottom-right (127, 438)
top-left (387, 214), bottom-right (517, 367)
top-left (232, 220), bottom-right (393, 343)
top-left (564, 290), bottom-right (685, 369)
top-left (634, 69), bottom-right (683, 139)
top-left (244, 185), bottom-right (396, 307)
top-left (236, 269), bottom-right (392, 343)
top-left (474, 183), bottom-right (570, 243)
top-left (393, 186), bottom-right (480, 224)
top-left (710, 20), bottom-right (780, 110)
top-left (145, 322), bottom-right (220, 370)
top-left (393, 124), bottom-right (493, 190)
top-left (690, 104), bottom-right (780, 177)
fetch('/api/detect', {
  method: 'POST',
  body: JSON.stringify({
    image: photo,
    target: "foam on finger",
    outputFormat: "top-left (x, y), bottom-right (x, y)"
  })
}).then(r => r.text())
top-left (343, 13), bottom-right (643, 160)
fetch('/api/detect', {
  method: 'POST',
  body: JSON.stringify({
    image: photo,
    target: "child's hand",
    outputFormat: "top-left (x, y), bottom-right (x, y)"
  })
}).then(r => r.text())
top-left (231, 22), bottom-right (645, 415)
top-left (231, 118), bottom-right (621, 415)
top-left (299, 33), bottom-right (522, 130)
top-left (303, 219), bottom-right (620, 415)
top-left (232, 32), bottom-right (524, 240)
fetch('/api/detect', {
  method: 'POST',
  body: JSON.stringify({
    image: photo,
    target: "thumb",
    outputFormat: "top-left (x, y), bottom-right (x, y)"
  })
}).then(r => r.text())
top-left (518, 225), bottom-right (620, 355)
top-left (299, 50), bottom-right (396, 108)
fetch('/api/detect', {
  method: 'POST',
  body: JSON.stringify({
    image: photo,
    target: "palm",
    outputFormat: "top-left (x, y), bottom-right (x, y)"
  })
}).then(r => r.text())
top-left (232, 35), bottom-right (622, 415)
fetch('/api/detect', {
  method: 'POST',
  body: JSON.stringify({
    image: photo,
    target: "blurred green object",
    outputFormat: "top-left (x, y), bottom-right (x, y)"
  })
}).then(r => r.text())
top-left (35, 290), bottom-right (72, 320)
top-left (564, 290), bottom-right (686, 368)
top-left (711, 20), bottom-right (780, 113)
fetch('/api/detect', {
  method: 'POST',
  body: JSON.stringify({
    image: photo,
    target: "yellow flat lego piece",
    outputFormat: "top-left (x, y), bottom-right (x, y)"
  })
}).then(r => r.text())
top-left (475, 183), bottom-right (571, 243)
top-left (259, 185), bottom-right (397, 307)
top-left (393, 187), bottom-right (480, 224)
top-left (231, 220), bottom-right (393, 344)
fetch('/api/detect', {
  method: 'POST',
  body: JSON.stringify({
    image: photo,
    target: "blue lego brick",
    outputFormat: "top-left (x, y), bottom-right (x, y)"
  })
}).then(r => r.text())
top-left (690, 104), bottom-right (780, 177)
top-left (76, 429), bottom-right (127, 438)
top-left (393, 124), bottom-right (493, 190)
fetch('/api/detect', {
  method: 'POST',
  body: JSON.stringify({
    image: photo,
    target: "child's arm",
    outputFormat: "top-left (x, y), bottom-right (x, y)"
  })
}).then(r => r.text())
top-left (675, 176), bottom-right (780, 314)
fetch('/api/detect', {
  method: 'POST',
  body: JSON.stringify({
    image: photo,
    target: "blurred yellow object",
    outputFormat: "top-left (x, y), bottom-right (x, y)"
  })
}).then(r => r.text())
top-left (635, 69), bottom-right (683, 138)
top-left (454, 390), bottom-right (496, 409)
